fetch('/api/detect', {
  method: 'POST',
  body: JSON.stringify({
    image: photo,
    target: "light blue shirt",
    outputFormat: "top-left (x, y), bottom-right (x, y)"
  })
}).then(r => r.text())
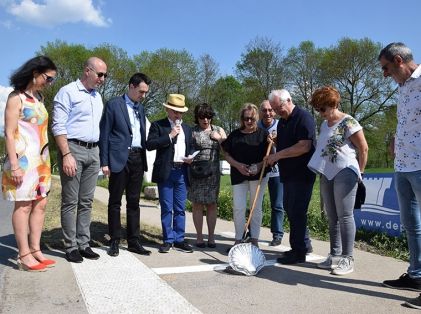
top-left (125, 94), bottom-right (142, 148)
top-left (52, 79), bottom-right (103, 142)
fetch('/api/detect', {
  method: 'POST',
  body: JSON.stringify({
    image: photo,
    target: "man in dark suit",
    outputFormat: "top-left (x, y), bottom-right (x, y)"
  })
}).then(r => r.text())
top-left (99, 73), bottom-right (152, 257)
top-left (146, 94), bottom-right (195, 253)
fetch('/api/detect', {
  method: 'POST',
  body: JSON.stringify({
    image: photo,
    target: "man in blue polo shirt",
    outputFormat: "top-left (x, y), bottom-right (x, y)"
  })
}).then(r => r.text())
top-left (267, 89), bottom-right (316, 264)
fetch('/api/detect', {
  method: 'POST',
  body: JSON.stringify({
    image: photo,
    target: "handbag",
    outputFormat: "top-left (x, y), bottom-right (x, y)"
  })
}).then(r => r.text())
top-left (190, 159), bottom-right (213, 179)
top-left (354, 180), bottom-right (366, 209)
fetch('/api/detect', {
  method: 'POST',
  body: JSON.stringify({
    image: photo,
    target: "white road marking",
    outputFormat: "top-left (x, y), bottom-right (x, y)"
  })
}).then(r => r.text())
top-left (70, 248), bottom-right (201, 314)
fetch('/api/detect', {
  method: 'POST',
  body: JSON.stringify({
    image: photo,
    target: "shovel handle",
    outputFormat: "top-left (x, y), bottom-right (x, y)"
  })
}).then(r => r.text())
top-left (242, 140), bottom-right (273, 240)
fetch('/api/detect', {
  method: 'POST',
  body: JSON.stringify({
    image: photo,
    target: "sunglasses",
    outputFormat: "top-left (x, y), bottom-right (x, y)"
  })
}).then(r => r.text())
top-left (88, 66), bottom-right (108, 78)
top-left (315, 107), bottom-right (327, 113)
top-left (261, 108), bottom-right (273, 112)
top-left (198, 115), bottom-right (212, 120)
top-left (42, 73), bottom-right (56, 83)
top-left (242, 116), bottom-right (256, 122)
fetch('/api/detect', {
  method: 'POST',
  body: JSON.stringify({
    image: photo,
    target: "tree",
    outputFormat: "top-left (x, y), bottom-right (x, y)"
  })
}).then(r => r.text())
top-left (209, 76), bottom-right (245, 134)
top-left (284, 41), bottom-right (324, 112)
top-left (134, 48), bottom-right (199, 120)
top-left (196, 54), bottom-right (220, 104)
top-left (319, 38), bottom-right (397, 125)
top-left (236, 37), bottom-right (286, 103)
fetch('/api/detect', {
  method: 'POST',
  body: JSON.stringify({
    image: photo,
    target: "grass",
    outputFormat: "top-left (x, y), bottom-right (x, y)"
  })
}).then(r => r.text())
top-left (41, 178), bottom-right (162, 250)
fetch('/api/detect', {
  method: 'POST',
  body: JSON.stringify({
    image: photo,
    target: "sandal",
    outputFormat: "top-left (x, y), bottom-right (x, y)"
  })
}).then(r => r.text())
top-left (31, 249), bottom-right (56, 268)
top-left (17, 252), bottom-right (46, 272)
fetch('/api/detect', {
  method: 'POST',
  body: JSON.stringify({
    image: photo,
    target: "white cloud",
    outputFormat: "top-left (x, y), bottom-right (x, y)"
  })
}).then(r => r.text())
top-left (6, 0), bottom-right (111, 28)
top-left (0, 85), bottom-right (13, 137)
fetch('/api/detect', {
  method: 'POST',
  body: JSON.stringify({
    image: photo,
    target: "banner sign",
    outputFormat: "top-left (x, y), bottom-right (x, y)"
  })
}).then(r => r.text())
top-left (353, 173), bottom-right (403, 237)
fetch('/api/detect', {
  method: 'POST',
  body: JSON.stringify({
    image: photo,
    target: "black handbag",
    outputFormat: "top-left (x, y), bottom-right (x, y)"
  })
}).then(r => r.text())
top-left (354, 180), bottom-right (366, 209)
top-left (190, 160), bottom-right (213, 179)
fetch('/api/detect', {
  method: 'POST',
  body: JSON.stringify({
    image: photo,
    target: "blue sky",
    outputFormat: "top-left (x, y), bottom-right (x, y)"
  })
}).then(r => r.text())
top-left (0, 0), bottom-right (420, 132)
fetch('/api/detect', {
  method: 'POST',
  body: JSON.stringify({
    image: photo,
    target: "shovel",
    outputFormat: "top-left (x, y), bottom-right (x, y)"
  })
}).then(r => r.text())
top-left (226, 141), bottom-right (273, 276)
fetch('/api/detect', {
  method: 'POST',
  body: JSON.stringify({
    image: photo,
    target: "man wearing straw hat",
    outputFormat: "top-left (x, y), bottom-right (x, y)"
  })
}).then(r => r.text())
top-left (146, 94), bottom-right (195, 253)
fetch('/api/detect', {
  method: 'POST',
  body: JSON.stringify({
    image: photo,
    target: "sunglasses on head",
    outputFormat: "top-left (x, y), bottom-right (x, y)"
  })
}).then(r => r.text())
top-left (42, 73), bottom-right (56, 83)
top-left (88, 66), bottom-right (108, 78)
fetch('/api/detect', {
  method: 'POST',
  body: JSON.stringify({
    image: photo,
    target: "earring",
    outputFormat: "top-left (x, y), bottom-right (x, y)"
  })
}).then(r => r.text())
top-left (33, 77), bottom-right (36, 85)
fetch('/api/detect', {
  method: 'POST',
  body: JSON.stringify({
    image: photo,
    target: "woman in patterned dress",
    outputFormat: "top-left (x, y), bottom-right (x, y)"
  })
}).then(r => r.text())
top-left (308, 86), bottom-right (368, 275)
top-left (2, 56), bottom-right (57, 271)
top-left (187, 103), bottom-right (226, 248)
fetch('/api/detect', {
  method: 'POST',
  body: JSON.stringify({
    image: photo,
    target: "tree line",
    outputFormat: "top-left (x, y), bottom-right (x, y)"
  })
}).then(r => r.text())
top-left (2, 36), bottom-right (398, 170)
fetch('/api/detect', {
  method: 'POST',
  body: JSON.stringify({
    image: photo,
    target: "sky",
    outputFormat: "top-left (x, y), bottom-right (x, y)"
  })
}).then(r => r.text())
top-left (0, 0), bottom-right (420, 134)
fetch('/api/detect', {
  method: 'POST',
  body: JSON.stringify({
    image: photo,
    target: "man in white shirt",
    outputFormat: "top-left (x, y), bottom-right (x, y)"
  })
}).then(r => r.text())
top-left (379, 42), bottom-right (421, 309)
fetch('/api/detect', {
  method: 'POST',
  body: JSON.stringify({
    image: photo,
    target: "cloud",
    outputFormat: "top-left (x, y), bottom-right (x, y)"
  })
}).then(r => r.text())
top-left (6, 0), bottom-right (111, 28)
top-left (0, 85), bottom-right (13, 137)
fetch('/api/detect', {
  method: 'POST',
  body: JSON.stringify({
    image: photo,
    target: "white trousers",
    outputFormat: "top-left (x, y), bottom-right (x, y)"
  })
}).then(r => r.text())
top-left (232, 176), bottom-right (269, 240)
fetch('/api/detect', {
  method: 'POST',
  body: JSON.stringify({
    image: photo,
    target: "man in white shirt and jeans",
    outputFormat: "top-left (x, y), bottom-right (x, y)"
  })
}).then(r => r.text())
top-left (379, 42), bottom-right (421, 309)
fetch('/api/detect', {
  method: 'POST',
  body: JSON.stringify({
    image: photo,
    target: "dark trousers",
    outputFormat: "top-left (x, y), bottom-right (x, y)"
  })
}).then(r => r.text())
top-left (108, 151), bottom-right (144, 244)
top-left (283, 178), bottom-right (315, 254)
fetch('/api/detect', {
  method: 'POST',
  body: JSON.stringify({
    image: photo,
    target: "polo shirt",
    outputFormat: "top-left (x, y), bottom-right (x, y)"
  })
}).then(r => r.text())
top-left (276, 106), bottom-right (316, 182)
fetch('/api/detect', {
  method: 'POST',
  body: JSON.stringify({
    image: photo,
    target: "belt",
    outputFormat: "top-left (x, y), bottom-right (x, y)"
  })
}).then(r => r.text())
top-left (129, 147), bottom-right (143, 153)
top-left (172, 162), bottom-right (184, 169)
top-left (68, 139), bottom-right (98, 149)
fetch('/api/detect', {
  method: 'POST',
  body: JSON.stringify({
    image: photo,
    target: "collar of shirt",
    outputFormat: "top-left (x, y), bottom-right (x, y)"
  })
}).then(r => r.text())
top-left (76, 79), bottom-right (97, 95)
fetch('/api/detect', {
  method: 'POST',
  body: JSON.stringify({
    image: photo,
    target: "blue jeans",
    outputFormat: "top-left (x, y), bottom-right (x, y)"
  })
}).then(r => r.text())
top-left (158, 168), bottom-right (187, 243)
top-left (268, 176), bottom-right (284, 239)
top-left (395, 170), bottom-right (421, 278)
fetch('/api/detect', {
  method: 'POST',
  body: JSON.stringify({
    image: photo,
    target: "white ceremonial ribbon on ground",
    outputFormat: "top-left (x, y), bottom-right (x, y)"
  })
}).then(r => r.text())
top-left (71, 247), bottom-right (201, 314)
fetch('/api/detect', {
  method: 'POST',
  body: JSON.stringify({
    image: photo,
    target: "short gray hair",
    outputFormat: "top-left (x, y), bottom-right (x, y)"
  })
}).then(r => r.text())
top-left (268, 89), bottom-right (292, 102)
top-left (378, 42), bottom-right (413, 63)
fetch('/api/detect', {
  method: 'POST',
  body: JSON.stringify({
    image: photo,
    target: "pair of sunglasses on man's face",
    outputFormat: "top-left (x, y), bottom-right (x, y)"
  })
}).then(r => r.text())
top-left (88, 66), bottom-right (108, 78)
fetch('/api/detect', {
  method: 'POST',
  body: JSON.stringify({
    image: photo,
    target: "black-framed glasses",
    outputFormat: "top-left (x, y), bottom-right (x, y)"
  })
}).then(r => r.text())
top-left (88, 66), bottom-right (108, 78)
top-left (242, 116), bottom-right (256, 122)
top-left (42, 73), bottom-right (56, 83)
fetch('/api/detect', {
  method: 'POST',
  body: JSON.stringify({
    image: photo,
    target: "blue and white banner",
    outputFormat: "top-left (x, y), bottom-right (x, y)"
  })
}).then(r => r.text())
top-left (354, 173), bottom-right (403, 237)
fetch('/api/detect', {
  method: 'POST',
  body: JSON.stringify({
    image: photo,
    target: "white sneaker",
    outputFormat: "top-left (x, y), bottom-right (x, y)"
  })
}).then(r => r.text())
top-left (331, 256), bottom-right (354, 275)
top-left (317, 254), bottom-right (340, 270)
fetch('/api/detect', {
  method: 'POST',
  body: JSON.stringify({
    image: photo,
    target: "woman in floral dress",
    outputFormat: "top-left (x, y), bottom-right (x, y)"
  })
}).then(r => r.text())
top-left (2, 56), bottom-right (57, 271)
top-left (308, 86), bottom-right (368, 275)
top-left (187, 103), bottom-right (226, 248)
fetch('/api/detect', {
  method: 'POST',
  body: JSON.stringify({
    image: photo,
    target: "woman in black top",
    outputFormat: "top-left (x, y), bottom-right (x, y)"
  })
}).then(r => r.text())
top-left (222, 103), bottom-right (270, 248)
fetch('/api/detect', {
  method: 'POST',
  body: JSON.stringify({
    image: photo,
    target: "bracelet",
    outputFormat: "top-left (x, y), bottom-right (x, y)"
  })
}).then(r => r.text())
top-left (11, 167), bottom-right (20, 171)
top-left (62, 152), bottom-right (72, 158)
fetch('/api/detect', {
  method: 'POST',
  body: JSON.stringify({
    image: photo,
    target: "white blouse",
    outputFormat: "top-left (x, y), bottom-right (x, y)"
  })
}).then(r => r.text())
top-left (308, 114), bottom-right (362, 180)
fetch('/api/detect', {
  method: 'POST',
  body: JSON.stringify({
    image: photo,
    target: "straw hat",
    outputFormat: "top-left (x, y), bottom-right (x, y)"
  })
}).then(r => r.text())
top-left (163, 94), bottom-right (188, 112)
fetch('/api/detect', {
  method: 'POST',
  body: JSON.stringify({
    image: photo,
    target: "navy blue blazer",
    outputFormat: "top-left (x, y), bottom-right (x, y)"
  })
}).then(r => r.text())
top-left (146, 118), bottom-right (194, 183)
top-left (99, 95), bottom-right (148, 173)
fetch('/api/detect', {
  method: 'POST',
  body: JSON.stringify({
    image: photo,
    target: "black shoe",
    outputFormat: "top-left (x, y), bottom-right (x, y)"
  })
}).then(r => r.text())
top-left (207, 242), bottom-right (216, 248)
top-left (159, 242), bottom-right (172, 253)
top-left (277, 251), bottom-right (306, 264)
top-left (79, 247), bottom-right (100, 260)
top-left (128, 241), bottom-right (152, 256)
top-left (108, 240), bottom-right (120, 257)
top-left (174, 241), bottom-right (193, 253)
top-left (306, 245), bottom-right (313, 254)
top-left (383, 273), bottom-right (421, 292)
top-left (66, 249), bottom-right (83, 263)
top-left (269, 238), bottom-right (282, 246)
top-left (195, 242), bottom-right (206, 248)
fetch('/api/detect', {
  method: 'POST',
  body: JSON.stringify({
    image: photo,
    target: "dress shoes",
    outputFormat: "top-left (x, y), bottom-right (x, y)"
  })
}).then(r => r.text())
top-left (128, 241), bottom-right (152, 256)
top-left (66, 249), bottom-right (83, 263)
top-left (108, 240), bottom-right (120, 257)
top-left (277, 250), bottom-right (306, 264)
top-left (159, 242), bottom-right (172, 253)
top-left (79, 247), bottom-right (100, 260)
top-left (174, 241), bottom-right (193, 253)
